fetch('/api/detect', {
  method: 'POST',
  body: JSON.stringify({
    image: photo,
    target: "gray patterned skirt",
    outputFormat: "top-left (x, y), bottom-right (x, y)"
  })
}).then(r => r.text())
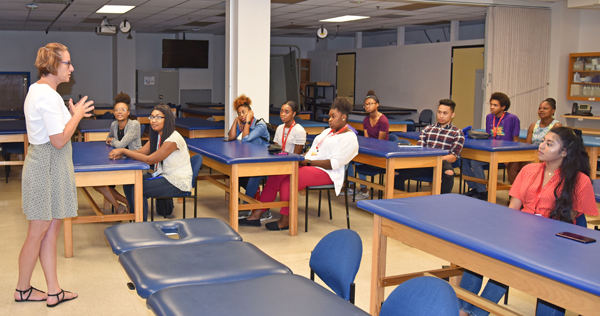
top-left (22, 141), bottom-right (78, 221)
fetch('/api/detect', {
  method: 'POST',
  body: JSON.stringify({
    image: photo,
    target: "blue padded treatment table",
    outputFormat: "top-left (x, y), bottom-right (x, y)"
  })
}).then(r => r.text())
top-left (186, 137), bottom-right (304, 235)
top-left (186, 102), bottom-right (224, 109)
top-left (92, 103), bottom-right (114, 116)
top-left (76, 119), bottom-right (112, 142)
top-left (118, 241), bottom-right (292, 299)
top-left (128, 108), bottom-right (153, 124)
top-left (269, 107), bottom-right (312, 120)
top-left (594, 179), bottom-right (600, 202)
top-left (0, 110), bottom-right (24, 119)
top-left (348, 118), bottom-right (413, 133)
top-left (174, 117), bottom-right (224, 139)
top-left (147, 274), bottom-right (369, 316)
top-left (179, 106), bottom-right (224, 121)
top-left (104, 218), bottom-right (242, 255)
top-left (0, 120), bottom-right (28, 167)
top-left (268, 116), bottom-right (328, 135)
top-left (358, 194), bottom-right (600, 315)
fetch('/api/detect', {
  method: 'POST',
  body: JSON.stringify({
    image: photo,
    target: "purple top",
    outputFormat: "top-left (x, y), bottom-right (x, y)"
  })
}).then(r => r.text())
top-left (485, 112), bottom-right (520, 141)
top-left (362, 114), bottom-right (389, 140)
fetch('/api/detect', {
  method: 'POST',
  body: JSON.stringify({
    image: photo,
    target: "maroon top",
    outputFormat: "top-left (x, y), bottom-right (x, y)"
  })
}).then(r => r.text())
top-left (362, 114), bottom-right (389, 140)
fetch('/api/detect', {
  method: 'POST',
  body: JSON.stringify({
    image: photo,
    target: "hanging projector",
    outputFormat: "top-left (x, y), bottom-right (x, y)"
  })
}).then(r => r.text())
top-left (95, 17), bottom-right (117, 35)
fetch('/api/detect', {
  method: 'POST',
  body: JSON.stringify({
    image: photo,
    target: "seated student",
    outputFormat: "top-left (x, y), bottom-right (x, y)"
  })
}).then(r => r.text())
top-left (93, 92), bottom-right (141, 214)
top-left (507, 98), bottom-right (562, 183)
top-left (462, 92), bottom-right (520, 200)
top-left (239, 97), bottom-right (359, 231)
top-left (459, 127), bottom-right (597, 316)
top-left (393, 99), bottom-right (464, 194)
top-left (227, 94), bottom-right (271, 219)
top-left (274, 101), bottom-right (306, 155)
top-left (344, 90), bottom-right (390, 200)
top-left (108, 104), bottom-right (192, 221)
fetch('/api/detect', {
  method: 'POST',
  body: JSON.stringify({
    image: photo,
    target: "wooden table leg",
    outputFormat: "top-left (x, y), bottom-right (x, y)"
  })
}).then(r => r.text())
top-left (134, 170), bottom-right (143, 222)
top-left (289, 162), bottom-right (299, 236)
top-left (230, 165), bottom-right (239, 232)
top-left (587, 146), bottom-right (597, 180)
top-left (487, 153), bottom-right (499, 203)
top-left (384, 159), bottom-right (395, 199)
top-left (64, 217), bottom-right (73, 258)
top-left (431, 156), bottom-right (442, 195)
top-left (370, 215), bottom-right (387, 316)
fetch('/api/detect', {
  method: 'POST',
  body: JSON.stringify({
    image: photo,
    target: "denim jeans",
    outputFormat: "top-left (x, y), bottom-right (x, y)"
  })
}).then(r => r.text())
top-left (462, 159), bottom-right (487, 193)
top-left (347, 163), bottom-right (367, 189)
top-left (459, 270), bottom-right (507, 316)
top-left (239, 176), bottom-right (264, 203)
top-left (393, 160), bottom-right (455, 194)
top-left (124, 172), bottom-right (188, 221)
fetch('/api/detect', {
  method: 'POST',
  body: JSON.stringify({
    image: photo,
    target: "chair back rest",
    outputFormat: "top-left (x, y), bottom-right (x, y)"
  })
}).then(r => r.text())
top-left (406, 119), bottom-right (415, 132)
top-left (309, 229), bottom-right (362, 301)
top-left (379, 276), bottom-right (459, 316)
top-left (189, 155), bottom-right (203, 189)
top-left (419, 110), bottom-right (433, 124)
top-left (388, 133), bottom-right (400, 142)
top-left (140, 123), bottom-right (145, 136)
top-left (575, 214), bottom-right (587, 227)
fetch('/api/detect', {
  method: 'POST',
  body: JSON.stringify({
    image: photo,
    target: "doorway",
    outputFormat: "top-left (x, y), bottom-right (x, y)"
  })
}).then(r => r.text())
top-left (450, 46), bottom-right (484, 129)
top-left (336, 53), bottom-right (356, 105)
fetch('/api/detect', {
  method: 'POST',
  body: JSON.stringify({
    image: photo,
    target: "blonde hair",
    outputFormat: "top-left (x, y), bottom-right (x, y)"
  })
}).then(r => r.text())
top-left (34, 43), bottom-right (68, 77)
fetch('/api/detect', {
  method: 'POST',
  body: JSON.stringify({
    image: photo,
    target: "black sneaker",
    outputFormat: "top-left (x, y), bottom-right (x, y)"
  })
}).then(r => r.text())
top-left (462, 189), bottom-right (478, 197)
top-left (477, 191), bottom-right (488, 201)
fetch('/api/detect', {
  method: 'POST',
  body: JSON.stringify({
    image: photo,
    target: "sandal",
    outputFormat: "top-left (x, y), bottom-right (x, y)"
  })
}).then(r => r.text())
top-left (15, 286), bottom-right (46, 302)
top-left (46, 289), bottom-right (77, 308)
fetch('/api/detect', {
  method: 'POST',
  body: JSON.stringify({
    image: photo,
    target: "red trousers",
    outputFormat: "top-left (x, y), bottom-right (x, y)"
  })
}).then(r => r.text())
top-left (259, 166), bottom-right (332, 215)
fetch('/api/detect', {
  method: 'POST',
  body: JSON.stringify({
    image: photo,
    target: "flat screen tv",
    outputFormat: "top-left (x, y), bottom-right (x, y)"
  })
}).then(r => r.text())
top-left (162, 39), bottom-right (209, 69)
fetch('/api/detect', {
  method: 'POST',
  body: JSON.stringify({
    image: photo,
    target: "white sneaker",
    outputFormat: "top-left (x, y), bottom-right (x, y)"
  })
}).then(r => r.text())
top-left (339, 188), bottom-right (354, 196)
top-left (354, 191), bottom-right (370, 200)
top-left (260, 210), bottom-right (273, 221)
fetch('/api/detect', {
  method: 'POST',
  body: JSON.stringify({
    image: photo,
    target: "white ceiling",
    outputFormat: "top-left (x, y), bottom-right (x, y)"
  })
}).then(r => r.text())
top-left (0, 0), bottom-right (556, 36)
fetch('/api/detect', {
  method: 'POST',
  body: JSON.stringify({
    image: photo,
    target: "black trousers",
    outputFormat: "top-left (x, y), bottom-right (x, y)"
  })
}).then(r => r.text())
top-left (393, 160), bottom-right (455, 194)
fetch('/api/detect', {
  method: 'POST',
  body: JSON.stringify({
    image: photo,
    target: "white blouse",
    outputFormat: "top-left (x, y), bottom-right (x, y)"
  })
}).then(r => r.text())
top-left (24, 83), bottom-right (72, 144)
top-left (157, 131), bottom-right (192, 192)
top-left (274, 123), bottom-right (307, 153)
top-left (304, 128), bottom-right (358, 195)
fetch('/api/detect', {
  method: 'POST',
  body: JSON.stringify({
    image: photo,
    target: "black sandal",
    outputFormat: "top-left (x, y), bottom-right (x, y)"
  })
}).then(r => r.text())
top-left (15, 286), bottom-right (46, 302)
top-left (46, 289), bottom-right (77, 308)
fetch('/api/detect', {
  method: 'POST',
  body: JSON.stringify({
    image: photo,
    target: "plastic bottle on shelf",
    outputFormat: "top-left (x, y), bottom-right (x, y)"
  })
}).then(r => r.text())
top-left (585, 58), bottom-right (594, 71)
top-left (574, 72), bottom-right (581, 83)
top-left (583, 85), bottom-right (589, 96)
top-left (574, 57), bottom-right (584, 71)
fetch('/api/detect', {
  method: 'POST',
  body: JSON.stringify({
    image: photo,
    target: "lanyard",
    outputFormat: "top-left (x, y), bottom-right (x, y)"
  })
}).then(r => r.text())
top-left (316, 125), bottom-right (348, 151)
top-left (492, 112), bottom-right (505, 138)
top-left (154, 134), bottom-right (161, 171)
top-left (281, 120), bottom-right (296, 151)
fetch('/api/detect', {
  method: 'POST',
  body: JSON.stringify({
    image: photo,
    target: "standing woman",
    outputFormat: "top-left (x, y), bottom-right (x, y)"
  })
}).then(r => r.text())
top-left (17, 43), bottom-right (94, 306)
top-left (109, 104), bottom-right (192, 221)
top-left (507, 98), bottom-right (562, 183)
top-left (274, 101), bottom-right (306, 155)
top-left (93, 92), bottom-right (141, 214)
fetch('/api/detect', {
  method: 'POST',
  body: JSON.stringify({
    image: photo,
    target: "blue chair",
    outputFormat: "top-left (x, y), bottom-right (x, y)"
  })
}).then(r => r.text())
top-left (305, 164), bottom-right (350, 232)
top-left (151, 154), bottom-right (203, 221)
top-left (460, 162), bottom-right (506, 194)
top-left (388, 133), bottom-right (400, 142)
top-left (407, 160), bottom-right (461, 193)
top-left (379, 276), bottom-right (459, 316)
top-left (310, 229), bottom-right (362, 304)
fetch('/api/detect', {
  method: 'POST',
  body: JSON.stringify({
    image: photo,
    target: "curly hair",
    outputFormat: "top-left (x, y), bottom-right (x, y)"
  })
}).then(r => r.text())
top-left (233, 94), bottom-right (252, 112)
top-left (547, 127), bottom-right (590, 223)
top-left (490, 92), bottom-right (511, 112)
top-left (331, 97), bottom-right (352, 118)
top-left (34, 43), bottom-right (68, 78)
top-left (114, 92), bottom-right (131, 109)
top-left (149, 104), bottom-right (176, 154)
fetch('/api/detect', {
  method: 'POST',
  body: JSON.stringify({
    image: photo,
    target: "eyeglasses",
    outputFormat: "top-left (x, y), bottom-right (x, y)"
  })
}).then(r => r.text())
top-left (114, 108), bottom-right (128, 112)
top-left (148, 116), bottom-right (165, 121)
top-left (364, 103), bottom-right (376, 108)
top-left (59, 61), bottom-right (73, 67)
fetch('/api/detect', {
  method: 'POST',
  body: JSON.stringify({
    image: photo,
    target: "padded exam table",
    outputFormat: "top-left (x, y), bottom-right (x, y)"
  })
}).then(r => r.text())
top-left (128, 108), bottom-right (153, 124)
top-left (0, 120), bottom-right (27, 167)
top-left (179, 107), bottom-right (224, 121)
top-left (76, 119), bottom-right (112, 142)
top-left (186, 102), bottom-right (225, 109)
top-left (358, 194), bottom-right (600, 316)
top-left (395, 131), bottom-right (539, 203)
top-left (186, 138), bottom-right (304, 235)
top-left (92, 103), bottom-right (113, 116)
top-left (147, 274), bottom-right (369, 316)
top-left (350, 136), bottom-right (447, 199)
top-left (268, 116), bottom-right (328, 135)
top-left (174, 117), bottom-right (224, 139)
top-left (67, 142), bottom-right (149, 258)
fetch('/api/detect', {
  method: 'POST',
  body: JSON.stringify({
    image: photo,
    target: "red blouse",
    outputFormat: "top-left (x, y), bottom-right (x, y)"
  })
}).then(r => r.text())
top-left (509, 163), bottom-right (598, 221)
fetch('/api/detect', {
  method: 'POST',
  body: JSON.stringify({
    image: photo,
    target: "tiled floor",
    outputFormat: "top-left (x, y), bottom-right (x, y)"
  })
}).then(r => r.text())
top-left (1, 166), bottom-right (592, 315)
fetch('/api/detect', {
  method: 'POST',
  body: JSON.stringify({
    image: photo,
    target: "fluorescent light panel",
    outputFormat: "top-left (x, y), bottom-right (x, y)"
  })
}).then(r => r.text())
top-left (320, 15), bottom-right (369, 22)
top-left (96, 5), bottom-right (135, 14)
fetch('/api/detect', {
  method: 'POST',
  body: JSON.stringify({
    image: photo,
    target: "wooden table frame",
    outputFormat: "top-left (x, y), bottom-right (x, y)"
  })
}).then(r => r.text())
top-left (64, 169), bottom-right (144, 258)
top-left (0, 133), bottom-right (28, 166)
top-left (348, 121), bottom-right (408, 133)
top-left (369, 215), bottom-right (600, 316)
top-left (350, 154), bottom-right (443, 200)
top-left (176, 127), bottom-right (223, 139)
top-left (586, 146), bottom-right (598, 180)
top-left (196, 154), bottom-right (300, 236)
top-left (78, 130), bottom-right (109, 142)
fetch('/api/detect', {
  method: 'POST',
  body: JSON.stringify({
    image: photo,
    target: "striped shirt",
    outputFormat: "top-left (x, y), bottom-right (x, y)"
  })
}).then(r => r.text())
top-left (417, 122), bottom-right (465, 158)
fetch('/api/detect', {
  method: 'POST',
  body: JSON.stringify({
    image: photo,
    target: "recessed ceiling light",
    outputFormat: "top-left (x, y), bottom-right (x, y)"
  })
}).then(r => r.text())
top-left (26, 3), bottom-right (39, 10)
top-left (320, 15), bottom-right (369, 23)
top-left (96, 5), bottom-right (135, 14)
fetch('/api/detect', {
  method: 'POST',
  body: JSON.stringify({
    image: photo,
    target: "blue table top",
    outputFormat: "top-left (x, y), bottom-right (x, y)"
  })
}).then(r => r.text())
top-left (180, 107), bottom-right (224, 115)
top-left (72, 142), bottom-right (150, 172)
top-left (186, 138), bottom-right (304, 165)
top-left (395, 131), bottom-right (539, 152)
top-left (175, 117), bottom-right (224, 130)
top-left (0, 110), bottom-right (24, 119)
top-left (0, 120), bottom-right (26, 134)
top-left (357, 194), bottom-right (600, 297)
top-left (77, 119), bottom-right (113, 133)
top-left (594, 179), bottom-right (600, 203)
top-left (357, 136), bottom-right (447, 158)
top-left (268, 117), bottom-right (329, 128)
top-left (129, 109), bottom-right (154, 118)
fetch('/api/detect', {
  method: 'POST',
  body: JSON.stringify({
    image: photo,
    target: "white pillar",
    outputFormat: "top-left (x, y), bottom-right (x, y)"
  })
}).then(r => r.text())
top-left (397, 27), bottom-right (405, 46)
top-left (225, 0), bottom-right (271, 130)
top-left (450, 20), bottom-right (460, 42)
top-left (355, 32), bottom-right (362, 48)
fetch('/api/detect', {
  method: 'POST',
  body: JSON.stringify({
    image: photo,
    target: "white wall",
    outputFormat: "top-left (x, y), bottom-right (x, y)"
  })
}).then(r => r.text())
top-left (362, 32), bottom-right (397, 48)
top-left (271, 36), bottom-right (316, 59)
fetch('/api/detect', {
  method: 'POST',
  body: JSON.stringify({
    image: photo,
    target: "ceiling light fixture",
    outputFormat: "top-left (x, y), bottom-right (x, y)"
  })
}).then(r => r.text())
top-left (96, 5), bottom-right (135, 14)
top-left (26, 3), bottom-right (39, 10)
top-left (320, 15), bottom-right (369, 23)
